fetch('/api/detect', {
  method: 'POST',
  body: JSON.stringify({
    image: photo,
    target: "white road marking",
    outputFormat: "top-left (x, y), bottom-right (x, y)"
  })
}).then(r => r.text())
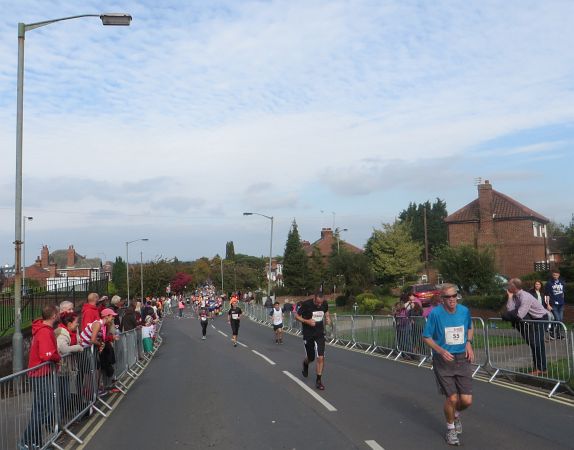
top-left (218, 330), bottom-right (228, 337)
top-left (282, 370), bottom-right (337, 412)
top-left (365, 440), bottom-right (385, 450)
top-left (252, 350), bottom-right (276, 365)
top-left (211, 324), bottom-right (216, 329)
top-left (237, 341), bottom-right (248, 348)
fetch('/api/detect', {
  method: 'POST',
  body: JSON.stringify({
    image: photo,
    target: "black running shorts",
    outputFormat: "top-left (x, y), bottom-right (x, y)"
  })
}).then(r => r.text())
top-left (303, 335), bottom-right (326, 362)
top-left (230, 320), bottom-right (240, 336)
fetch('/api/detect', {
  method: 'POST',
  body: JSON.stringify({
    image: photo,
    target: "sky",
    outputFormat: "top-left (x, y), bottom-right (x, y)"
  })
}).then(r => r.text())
top-left (0, 0), bottom-right (573, 266)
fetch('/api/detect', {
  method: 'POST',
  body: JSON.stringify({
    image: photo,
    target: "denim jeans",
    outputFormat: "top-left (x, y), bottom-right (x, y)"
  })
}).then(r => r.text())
top-left (21, 376), bottom-right (55, 448)
top-left (551, 304), bottom-right (564, 336)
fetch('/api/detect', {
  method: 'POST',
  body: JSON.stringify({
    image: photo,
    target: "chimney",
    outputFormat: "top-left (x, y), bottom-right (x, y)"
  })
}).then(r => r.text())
top-left (67, 245), bottom-right (75, 267)
top-left (35, 256), bottom-right (42, 267)
top-left (48, 262), bottom-right (57, 278)
top-left (320, 228), bottom-right (333, 239)
top-left (41, 245), bottom-right (49, 268)
top-left (477, 180), bottom-right (495, 245)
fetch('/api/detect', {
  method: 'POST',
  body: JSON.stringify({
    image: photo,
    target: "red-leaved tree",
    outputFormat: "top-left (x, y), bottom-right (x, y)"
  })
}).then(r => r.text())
top-left (170, 272), bottom-right (193, 294)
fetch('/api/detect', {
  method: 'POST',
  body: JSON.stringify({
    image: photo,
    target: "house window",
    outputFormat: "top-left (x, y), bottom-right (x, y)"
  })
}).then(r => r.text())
top-left (532, 222), bottom-right (546, 238)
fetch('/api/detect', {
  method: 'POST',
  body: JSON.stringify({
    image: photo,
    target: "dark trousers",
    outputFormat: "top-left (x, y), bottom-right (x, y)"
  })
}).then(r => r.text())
top-left (518, 319), bottom-right (547, 371)
top-left (21, 376), bottom-right (55, 447)
top-left (201, 321), bottom-right (208, 336)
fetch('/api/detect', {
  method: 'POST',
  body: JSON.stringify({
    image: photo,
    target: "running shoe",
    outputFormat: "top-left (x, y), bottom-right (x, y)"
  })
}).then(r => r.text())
top-left (302, 360), bottom-right (309, 378)
top-left (233, 342), bottom-right (237, 347)
top-left (454, 417), bottom-right (462, 434)
top-left (445, 429), bottom-right (460, 446)
top-left (202, 336), bottom-right (206, 340)
top-left (315, 380), bottom-right (325, 390)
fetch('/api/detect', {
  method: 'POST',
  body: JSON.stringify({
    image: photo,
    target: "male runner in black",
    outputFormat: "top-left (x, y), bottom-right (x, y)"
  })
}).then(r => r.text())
top-left (295, 292), bottom-right (331, 390)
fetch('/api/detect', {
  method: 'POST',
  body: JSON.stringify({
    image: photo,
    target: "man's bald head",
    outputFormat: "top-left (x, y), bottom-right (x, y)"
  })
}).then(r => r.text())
top-left (87, 293), bottom-right (99, 305)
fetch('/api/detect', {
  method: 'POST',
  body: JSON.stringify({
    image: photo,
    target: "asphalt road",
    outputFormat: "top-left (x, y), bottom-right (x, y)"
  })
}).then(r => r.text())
top-left (85, 311), bottom-right (574, 450)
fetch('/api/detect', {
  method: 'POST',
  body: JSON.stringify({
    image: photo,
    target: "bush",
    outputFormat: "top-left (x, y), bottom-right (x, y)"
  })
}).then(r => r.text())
top-left (335, 295), bottom-right (348, 307)
top-left (355, 292), bottom-right (383, 313)
top-left (372, 285), bottom-right (391, 297)
top-left (461, 294), bottom-right (506, 311)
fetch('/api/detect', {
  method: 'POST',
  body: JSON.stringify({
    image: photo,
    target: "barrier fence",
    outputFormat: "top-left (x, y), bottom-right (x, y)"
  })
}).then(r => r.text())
top-left (241, 303), bottom-right (573, 398)
top-left (0, 321), bottom-right (162, 449)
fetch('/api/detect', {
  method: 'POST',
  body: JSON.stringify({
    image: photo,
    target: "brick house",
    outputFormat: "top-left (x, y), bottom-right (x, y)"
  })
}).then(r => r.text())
top-left (302, 228), bottom-right (363, 260)
top-left (444, 180), bottom-right (549, 277)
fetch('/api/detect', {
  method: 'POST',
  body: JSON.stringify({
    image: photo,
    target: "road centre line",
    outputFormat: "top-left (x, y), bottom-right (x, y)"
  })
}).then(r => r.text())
top-left (211, 324), bottom-right (216, 329)
top-left (252, 350), bottom-right (276, 365)
top-left (237, 341), bottom-right (248, 348)
top-left (365, 440), bottom-right (385, 450)
top-left (282, 370), bottom-right (337, 412)
top-left (217, 330), bottom-right (228, 337)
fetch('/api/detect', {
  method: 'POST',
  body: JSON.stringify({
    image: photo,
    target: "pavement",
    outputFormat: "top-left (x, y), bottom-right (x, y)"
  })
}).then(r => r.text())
top-left (83, 310), bottom-right (574, 450)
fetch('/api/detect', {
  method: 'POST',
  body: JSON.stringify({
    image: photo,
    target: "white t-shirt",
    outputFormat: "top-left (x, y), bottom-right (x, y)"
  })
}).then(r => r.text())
top-left (271, 309), bottom-right (283, 325)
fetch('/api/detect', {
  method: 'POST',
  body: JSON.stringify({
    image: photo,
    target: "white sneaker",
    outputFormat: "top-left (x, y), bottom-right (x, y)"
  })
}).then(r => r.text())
top-left (454, 417), bottom-right (462, 434)
top-left (202, 336), bottom-right (206, 340)
top-left (446, 428), bottom-right (460, 446)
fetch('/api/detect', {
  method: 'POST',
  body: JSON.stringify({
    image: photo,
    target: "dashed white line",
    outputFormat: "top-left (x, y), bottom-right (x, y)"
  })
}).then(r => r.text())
top-left (252, 350), bottom-right (276, 365)
top-left (211, 324), bottom-right (216, 329)
top-left (217, 330), bottom-right (228, 337)
top-left (282, 370), bottom-right (337, 412)
top-left (237, 342), bottom-right (248, 348)
top-left (365, 440), bottom-right (385, 450)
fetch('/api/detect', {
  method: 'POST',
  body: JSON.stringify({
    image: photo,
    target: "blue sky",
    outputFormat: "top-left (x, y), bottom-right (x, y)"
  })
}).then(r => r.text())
top-left (0, 0), bottom-right (573, 265)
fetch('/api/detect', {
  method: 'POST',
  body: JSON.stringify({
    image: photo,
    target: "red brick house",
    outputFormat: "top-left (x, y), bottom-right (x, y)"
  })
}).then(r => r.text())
top-left (444, 180), bottom-right (549, 277)
top-left (302, 228), bottom-right (363, 260)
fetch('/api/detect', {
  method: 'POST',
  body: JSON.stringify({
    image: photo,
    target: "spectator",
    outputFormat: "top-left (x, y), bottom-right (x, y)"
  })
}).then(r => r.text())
top-left (81, 293), bottom-right (101, 330)
top-left (503, 278), bottom-right (548, 375)
top-left (178, 298), bottom-right (185, 318)
top-left (59, 300), bottom-right (78, 345)
top-left (20, 304), bottom-right (61, 450)
top-left (545, 270), bottom-right (566, 339)
top-left (141, 301), bottom-right (156, 323)
top-left (423, 294), bottom-right (442, 319)
top-left (121, 301), bottom-right (140, 332)
top-left (141, 315), bottom-right (155, 354)
top-left (110, 295), bottom-right (124, 329)
top-left (393, 296), bottom-right (412, 357)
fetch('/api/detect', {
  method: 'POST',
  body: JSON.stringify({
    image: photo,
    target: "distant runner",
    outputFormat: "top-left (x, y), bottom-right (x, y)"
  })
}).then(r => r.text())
top-left (295, 291), bottom-right (330, 390)
top-left (422, 284), bottom-right (474, 446)
top-left (270, 301), bottom-right (284, 344)
top-left (199, 307), bottom-right (209, 340)
top-left (228, 298), bottom-right (242, 347)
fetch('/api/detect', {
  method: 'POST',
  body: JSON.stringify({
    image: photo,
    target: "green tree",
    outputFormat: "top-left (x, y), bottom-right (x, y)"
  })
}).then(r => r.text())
top-left (226, 241), bottom-right (235, 260)
top-left (328, 248), bottom-right (372, 296)
top-left (111, 256), bottom-right (127, 297)
top-left (435, 245), bottom-right (498, 294)
top-left (365, 222), bottom-right (422, 284)
top-left (398, 198), bottom-right (448, 259)
top-left (283, 220), bottom-right (309, 294)
top-left (308, 246), bottom-right (326, 292)
top-left (130, 258), bottom-right (178, 298)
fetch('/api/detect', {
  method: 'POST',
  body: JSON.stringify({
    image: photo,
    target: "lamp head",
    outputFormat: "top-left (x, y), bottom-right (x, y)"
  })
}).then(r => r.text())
top-left (142, 238), bottom-right (149, 242)
top-left (100, 13), bottom-right (132, 26)
top-left (243, 212), bottom-right (253, 216)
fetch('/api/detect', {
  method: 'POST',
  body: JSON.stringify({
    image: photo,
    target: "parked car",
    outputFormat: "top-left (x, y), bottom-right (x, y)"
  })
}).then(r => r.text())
top-left (404, 283), bottom-right (442, 307)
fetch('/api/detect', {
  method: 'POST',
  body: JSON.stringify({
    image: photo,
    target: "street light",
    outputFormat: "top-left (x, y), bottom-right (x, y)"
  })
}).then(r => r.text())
top-left (335, 227), bottom-right (348, 255)
top-left (12, 12), bottom-right (132, 373)
top-left (243, 212), bottom-right (274, 301)
top-left (126, 238), bottom-right (148, 305)
top-left (22, 216), bottom-right (33, 295)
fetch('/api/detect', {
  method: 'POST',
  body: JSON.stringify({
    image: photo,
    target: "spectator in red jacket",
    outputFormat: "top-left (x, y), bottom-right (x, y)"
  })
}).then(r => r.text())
top-left (81, 293), bottom-right (101, 330)
top-left (20, 304), bottom-right (61, 449)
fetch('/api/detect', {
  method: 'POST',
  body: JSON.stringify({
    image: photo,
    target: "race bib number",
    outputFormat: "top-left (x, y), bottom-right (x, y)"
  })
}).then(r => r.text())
top-left (445, 326), bottom-right (465, 345)
top-left (312, 311), bottom-right (324, 323)
top-left (232, 313), bottom-right (239, 320)
top-left (201, 317), bottom-right (207, 321)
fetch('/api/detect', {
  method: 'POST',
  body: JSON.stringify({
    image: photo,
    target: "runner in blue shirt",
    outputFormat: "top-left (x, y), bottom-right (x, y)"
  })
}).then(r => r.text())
top-left (423, 284), bottom-right (474, 446)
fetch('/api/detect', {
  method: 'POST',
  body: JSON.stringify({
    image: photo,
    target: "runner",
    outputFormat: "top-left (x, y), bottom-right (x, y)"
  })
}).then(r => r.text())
top-left (227, 297), bottom-right (242, 347)
top-left (269, 301), bottom-right (284, 344)
top-left (422, 283), bottom-right (474, 446)
top-left (295, 291), bottom-right (331, 390)
top-left (199, 307), bottom-right (209, 340)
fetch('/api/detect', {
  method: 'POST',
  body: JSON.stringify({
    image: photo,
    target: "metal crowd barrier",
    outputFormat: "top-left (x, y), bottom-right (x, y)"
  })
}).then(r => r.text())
top-left (0, 320), bottom-right (164, 449)
top-left (241, 305), bottom-right (573, 397)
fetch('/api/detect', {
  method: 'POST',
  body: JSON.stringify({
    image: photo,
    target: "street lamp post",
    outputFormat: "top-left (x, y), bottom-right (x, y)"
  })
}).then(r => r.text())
top-left (335, 227), bottom-right (348, 255)
top-left (126, 238), bottom-right (148, 306)
top-left (140, 251), bottom-right (144, 302)
top-left (12, 12), bottom-right (132, 373)
top-left (243, 212), bottom-right (274, 301)
top-left (22, 216), bottom-right (33, 295)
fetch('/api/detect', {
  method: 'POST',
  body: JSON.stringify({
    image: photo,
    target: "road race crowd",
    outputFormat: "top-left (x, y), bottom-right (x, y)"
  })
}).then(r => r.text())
top-left (19, 269), bottom-right (567, 448)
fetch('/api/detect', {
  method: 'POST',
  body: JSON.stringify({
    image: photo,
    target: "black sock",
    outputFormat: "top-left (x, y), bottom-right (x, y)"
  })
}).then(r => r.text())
top-left (316, 374), bottom-right (322, 382)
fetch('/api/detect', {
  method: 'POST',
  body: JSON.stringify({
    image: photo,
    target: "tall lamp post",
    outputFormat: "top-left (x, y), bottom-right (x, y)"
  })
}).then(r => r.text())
top-left (335, 227), bottom-right (348, 255)
top-left (243, 212), bottom-right (274, 301)
top-left (140, 251), bottom-right (144, 302)
top-left (126, 238), bottom-right (148, 305)
top-left (22, 216), bottom-right (33, 295)
top-left (12, 12), bottom-right (132, 373)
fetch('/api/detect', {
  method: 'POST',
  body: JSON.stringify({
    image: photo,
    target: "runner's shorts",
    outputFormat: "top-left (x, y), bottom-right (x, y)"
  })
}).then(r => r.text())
top-left (273, 323), bottom-right (283, 331)
top-left (432, 353), bottom-right (473, 397)
top-left (303, 335), bottom-right (326, 362)
top-left (230, 320), bottom-right (240, 335)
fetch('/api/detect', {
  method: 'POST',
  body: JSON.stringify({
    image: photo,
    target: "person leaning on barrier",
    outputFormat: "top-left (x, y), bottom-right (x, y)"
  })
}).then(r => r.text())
top-left (81, 293), bottom-right (101, 330)
top-left (422, 284), bottom-right (474, 447)
top-left (503, 278), bottom-right (548, 376)
top-left (20, 304), bottom-right (62, 450)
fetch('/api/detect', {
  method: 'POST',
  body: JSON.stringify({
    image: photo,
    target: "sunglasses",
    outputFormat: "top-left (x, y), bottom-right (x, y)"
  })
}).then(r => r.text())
top-left (442, 294), bottom-right (458, 299)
